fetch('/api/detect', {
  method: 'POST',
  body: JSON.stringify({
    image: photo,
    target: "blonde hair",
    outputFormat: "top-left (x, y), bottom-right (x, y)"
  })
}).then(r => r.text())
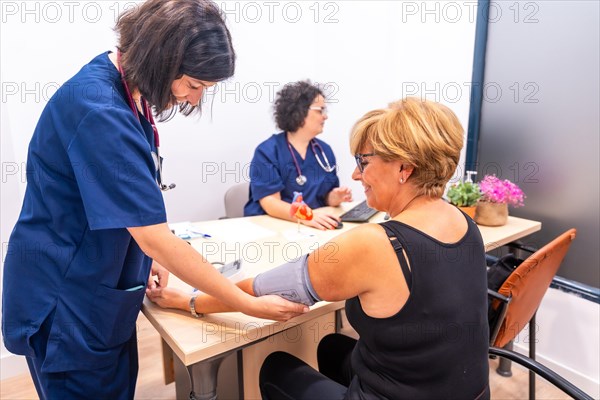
top-left (350, 97), bottom-right (464, 197)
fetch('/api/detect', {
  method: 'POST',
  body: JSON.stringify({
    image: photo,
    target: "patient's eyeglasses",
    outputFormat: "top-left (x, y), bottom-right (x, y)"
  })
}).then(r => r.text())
top-left (309, 106), bottom-right (328, 116)
top-left (354, 153), bottom-right (376, 173)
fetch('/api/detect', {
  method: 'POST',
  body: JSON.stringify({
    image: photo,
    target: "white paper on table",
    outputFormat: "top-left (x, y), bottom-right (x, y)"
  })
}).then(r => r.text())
top-left (193, 218), bottom-right (277, 242)
top-left (282, 228), bottom-right (316, 241)
top-left (169, 221), bottom-right (192, 237)
top-left (168, 221), bottom-right (209, 240)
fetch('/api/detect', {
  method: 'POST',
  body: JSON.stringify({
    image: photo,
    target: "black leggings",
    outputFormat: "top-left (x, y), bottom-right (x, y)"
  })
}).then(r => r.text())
top-left (259, 334), bottom-right (357, 400)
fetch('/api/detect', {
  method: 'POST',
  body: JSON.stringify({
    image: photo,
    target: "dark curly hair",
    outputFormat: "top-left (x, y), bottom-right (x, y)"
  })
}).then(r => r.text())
top-left (274, 81), bottom-right (324, 132)
top-left (115, 0), bottom-right (235, 121)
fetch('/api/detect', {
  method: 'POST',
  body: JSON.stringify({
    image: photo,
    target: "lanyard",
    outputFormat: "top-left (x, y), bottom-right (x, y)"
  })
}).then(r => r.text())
top-left (117, 51), bottom-right (174, 191)
top-left (117, 51), bottom-right (158, 145)
top-left (286, 138), bottom-right (336, 186)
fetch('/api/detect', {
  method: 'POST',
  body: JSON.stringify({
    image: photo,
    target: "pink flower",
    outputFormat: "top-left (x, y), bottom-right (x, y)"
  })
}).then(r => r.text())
top-left (479, 175), bottom-right (525, 207)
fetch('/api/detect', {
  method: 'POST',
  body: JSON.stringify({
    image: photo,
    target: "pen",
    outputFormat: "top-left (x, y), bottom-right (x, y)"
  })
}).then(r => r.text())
top-left (187, 228), bottom-right (212, 238)
top-left (125, 284), bottom-right (145, 291)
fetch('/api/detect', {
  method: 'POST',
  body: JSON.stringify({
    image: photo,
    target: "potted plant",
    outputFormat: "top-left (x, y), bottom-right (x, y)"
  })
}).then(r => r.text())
top-left (447, 181), bottom-right (481, 218)
top-left (475, 175), bottom-right (525, 226)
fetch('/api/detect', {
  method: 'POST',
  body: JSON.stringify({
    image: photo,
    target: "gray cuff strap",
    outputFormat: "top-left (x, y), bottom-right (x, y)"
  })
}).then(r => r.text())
top-left (253, 254), bottom-right (322, 306)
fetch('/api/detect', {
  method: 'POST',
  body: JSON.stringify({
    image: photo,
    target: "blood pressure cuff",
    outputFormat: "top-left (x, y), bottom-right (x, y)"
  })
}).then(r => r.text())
top-left (252, 254), bottom-right (321, 306)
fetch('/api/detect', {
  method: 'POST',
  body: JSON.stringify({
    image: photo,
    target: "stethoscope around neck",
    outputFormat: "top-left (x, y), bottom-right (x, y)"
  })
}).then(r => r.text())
top-left (117, 51), bottom-right (175, 192)
top-left (287, 138), bottom-right (336, 186)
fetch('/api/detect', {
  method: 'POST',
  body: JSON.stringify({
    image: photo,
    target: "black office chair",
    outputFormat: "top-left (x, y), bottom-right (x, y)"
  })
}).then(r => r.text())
top-left (488, 229), bottom-right (592, 400)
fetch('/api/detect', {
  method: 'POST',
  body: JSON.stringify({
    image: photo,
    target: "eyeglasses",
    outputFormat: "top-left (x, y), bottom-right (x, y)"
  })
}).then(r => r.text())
top-left (309, 106), bottom-right (328, 116)
top-left (354, 152), bottom-right (376, 173)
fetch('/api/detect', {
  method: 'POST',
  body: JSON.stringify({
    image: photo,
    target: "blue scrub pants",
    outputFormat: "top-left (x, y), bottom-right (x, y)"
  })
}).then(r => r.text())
top-left (26, 311), bottom-right (139, 400)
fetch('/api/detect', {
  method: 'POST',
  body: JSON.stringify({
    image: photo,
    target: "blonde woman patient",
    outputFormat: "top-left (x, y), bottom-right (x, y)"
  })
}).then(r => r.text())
top-left (148, 97), bottom-right (490, 400)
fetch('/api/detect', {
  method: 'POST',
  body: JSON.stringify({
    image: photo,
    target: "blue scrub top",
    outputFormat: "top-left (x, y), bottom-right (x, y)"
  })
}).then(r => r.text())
top-left (244, 132), bottom-right (340, 216)
top-left (1, 52), bottom-right (167, 373)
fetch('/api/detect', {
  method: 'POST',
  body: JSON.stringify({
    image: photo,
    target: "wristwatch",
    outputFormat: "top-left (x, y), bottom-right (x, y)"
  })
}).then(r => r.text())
top-left (189, 295), bottom-right (202, 318)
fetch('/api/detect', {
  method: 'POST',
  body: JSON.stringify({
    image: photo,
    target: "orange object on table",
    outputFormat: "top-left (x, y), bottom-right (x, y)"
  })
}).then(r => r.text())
top-left (289, 192), bottom-right (313, 221)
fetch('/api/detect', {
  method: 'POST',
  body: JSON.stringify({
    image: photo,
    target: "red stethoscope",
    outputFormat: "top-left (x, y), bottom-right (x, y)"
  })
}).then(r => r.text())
top-left (117, 51), bottom-right (175, 191)
top-left (287, 138), bottom-right (336, 186)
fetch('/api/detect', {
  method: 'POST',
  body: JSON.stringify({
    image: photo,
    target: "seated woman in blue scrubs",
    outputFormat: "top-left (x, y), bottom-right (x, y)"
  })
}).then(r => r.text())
top-left (244, 80), bottom-right (352, 230)
top-left (1, 1), bottom-right (306, 399)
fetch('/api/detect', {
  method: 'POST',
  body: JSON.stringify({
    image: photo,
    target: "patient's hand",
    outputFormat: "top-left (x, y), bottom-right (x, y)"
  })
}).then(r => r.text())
top-left (146, 286), bottom-right (188, 310)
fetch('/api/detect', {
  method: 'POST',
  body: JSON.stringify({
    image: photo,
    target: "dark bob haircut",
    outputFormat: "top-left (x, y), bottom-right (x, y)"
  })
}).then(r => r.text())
top-left (115, 0), bottom-right (235, 121)
top-left (274, 80), bottom-right (324, 133)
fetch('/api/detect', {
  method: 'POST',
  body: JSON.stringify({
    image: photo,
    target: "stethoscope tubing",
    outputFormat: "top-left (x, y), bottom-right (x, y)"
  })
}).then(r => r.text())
top-left (286, 137), bottom-right (336, 186)
top-left (310, 140), bottom-right (335, 173)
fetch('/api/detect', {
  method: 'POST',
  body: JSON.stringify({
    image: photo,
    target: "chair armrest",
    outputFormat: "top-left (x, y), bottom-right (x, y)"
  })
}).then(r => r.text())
top-left (488, 289), bottom-right (511, 346)
top-left (488, 288), bottom-right (510, 303)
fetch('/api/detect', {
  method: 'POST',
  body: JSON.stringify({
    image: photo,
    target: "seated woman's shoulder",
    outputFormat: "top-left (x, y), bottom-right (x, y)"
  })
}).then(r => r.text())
top-left (326, 223), bottom-right (398, 266)
top-left (340, 223), bottom-right (390, 246)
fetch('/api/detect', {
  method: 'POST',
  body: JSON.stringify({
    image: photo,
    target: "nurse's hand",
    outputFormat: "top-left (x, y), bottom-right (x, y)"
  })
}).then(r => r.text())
top-left (146, 287), bottom-right (190, 311)
top-left (146, 286), bottom-right (187, 310)
top-left (303, 210), bottom-right (341, 230)
top-left (148, 261), bottom-right (169, 290)
top-left (244, 295), bottom-right (309, 321)
top-left (326, 186), bottom-right (353, 207)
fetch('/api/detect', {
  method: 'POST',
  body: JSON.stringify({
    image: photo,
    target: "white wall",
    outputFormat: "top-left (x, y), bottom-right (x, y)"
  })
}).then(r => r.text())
top-left (1, 0), bottom-right (480, 379)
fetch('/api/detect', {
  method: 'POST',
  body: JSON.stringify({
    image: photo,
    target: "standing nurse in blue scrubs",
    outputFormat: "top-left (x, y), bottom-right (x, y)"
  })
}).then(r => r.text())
top-left (244, 81), bottom-right (353, 229)
top-left (1, 1), bottom-right (306, 398)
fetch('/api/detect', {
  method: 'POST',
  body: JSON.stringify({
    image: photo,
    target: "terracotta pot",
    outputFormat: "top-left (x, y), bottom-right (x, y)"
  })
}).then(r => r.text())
top-left (475, 202), bottom-right (508, 226)
top-left (459, 206), bottom-right (477, 219)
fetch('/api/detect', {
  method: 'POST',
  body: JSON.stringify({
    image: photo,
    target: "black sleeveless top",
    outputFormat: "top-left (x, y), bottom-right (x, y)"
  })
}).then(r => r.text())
top-left (344, 216), bottom-right (490, 399)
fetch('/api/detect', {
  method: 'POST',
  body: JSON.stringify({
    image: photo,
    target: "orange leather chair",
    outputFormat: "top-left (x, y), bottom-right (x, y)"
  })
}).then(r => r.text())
top-left (488, 229), bottom-right (592, 400)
